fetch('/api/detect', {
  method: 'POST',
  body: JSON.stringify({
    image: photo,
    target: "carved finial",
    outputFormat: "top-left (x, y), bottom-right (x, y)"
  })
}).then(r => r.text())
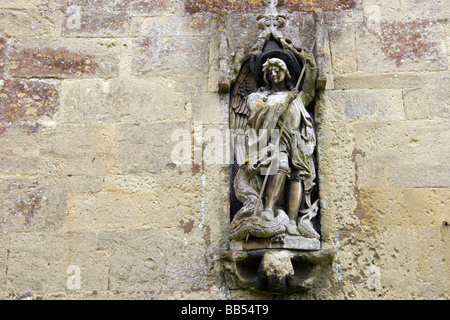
top-left (257, 0), bottom-right (287, 41)
top-left (261, 0), bottom-right (286, 7)
top-left (261, 0), bottom-right (285, 15)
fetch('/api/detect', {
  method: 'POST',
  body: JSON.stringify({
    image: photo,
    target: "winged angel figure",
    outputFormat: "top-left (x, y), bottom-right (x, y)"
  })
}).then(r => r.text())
top-left (229, 4), bottom-right (321, 242)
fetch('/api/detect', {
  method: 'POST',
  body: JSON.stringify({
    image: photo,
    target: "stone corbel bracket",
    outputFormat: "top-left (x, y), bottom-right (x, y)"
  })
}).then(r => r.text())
top-left (221, 248), bottom-right (335, 294)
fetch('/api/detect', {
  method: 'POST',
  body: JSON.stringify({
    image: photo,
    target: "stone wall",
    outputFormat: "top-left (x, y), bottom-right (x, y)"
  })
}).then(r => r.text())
top-left (0, 0), bottom-right (448, 300)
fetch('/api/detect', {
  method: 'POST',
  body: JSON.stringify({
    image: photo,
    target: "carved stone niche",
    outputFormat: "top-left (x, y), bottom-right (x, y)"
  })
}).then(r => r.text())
top-left (221, 0), bottom-right (334, 293)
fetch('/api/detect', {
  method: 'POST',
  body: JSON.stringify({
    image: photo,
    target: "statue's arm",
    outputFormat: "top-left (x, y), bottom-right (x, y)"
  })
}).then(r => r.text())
top-left (282, 40), bottom-right (317, 106)
top-left (300, 53), bottom-right (317, 107)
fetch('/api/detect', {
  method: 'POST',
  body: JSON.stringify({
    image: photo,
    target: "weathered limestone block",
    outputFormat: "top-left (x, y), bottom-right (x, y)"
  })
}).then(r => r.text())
top-left (118, 121), bottom-right (192, 174)
top-left (0, 178), bottom-right (66, 233)
top-left (7, 233), bottom-right (67, 293)
top-left (325, 4), bottom-right (364, 21)
top-left (360, 0), bottom-right (402, 23)
top-left (354, 165), bottom-right (388, 189)
top-left (353, 120), bottom-right (449, 169)
top-left (0, 125), bottom-right (40, 175)
top-left (105, 171), bottom-right (202, 194)
top-left (59, 77), bottom-right (193, 124)
top-left (358, 188), bottom-right (450, 226)
top-left (0, 9), bottom-right (59, 37)
top-left (130, 15), bottom-right (218, 83)
top-left (58, 79), bottom-right (118, 123)
top-left (192, 94), bottom-right (228, 125)
top-left (62, 232), bottom-right (110, 293)
top-left (69, 171), bottom-right (204, 234)
top-left (6, 38), bottom-right (121, 78)
top-left (201, 165), bottom-right (230, 248)
top-left (0, 176), bottom-right (102, 234)
top-left (60, 78), bottom-right (191, 124)
top-left (98, 228), bottom-right (208, 292)
top-left (131, 36), bottom-right (209, 77)
top-left (114, 78), bottom-right (192, 123)
top-left (66, 190), bottom-right (201, 232)
top-left (414, 227), bottom-right (449, 299)
top-left (356, 21), bottom-right (447, 72)
top-left (426, 71), bottom-right (450, 119)
top-left (0, 79), bottom-right (59, 125)
top-left (324, 89), bottom-right (404, 121)
top-left (400, 0), bottom-right (450, 21)
top-left (39, 124), bottom-right (118, 176)
top-left (329, 24), bottom-right (357, 74)
top-left (386, 166), bottom-right (450, 189)
top-left (132, 15), bottom-right (212, 38)
top-left (402, 226), bottom-right (448, 298)
top-left (62, 9), bottom-right (130, 37)
top-left (336, 225), bottom-right (449, 299)
top-left (315, 120), bottom-right (360, 238)
top-left (6, 232), bottom-right (109, 294)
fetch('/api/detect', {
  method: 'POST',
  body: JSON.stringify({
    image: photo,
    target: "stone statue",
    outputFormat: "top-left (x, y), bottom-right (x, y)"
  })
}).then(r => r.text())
top-left (224, 0), bottom-right (332, 294)
top-left (229, 0), bottom-right (321, 245)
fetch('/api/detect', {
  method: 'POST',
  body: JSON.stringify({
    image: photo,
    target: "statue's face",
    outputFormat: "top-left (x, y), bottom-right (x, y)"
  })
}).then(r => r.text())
top-left (267, 65), bottom-right (286, 85)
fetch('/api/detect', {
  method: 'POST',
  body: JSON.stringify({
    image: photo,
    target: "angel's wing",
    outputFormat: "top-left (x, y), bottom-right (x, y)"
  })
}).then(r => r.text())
top-left (229, 58), bottom-right (257, 221)
top-left (229, 59), bottom-right (257, 164)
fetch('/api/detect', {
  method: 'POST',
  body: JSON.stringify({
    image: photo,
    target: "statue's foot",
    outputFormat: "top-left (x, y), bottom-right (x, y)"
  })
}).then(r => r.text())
top-left (298, 219), bottom-right (320, 239)
top-left (260, 209), bottom-right (274, 221)
top-left (286, 220), bottom-right (300, 236)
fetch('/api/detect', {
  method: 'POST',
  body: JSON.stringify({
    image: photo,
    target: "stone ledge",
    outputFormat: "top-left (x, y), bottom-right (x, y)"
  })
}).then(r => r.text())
top-left (230, 236), bottom-right (321, 251)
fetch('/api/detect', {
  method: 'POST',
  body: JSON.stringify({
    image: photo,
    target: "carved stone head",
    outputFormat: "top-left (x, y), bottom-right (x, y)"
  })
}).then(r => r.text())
top-left (262, 57), bottom-right (292, 86)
